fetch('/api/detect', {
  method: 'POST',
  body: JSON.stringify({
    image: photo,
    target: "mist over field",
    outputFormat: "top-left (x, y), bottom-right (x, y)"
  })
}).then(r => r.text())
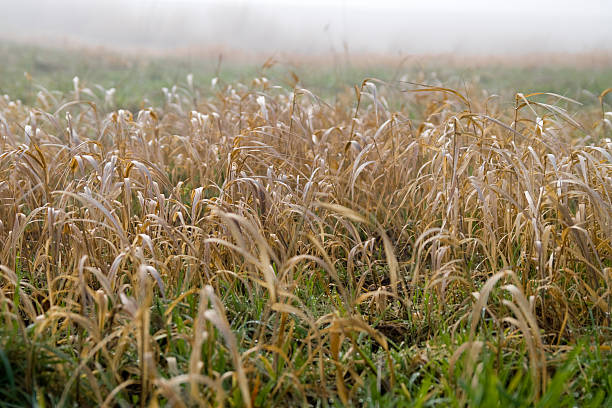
top-left (1, 0), bottom-right (611, 55)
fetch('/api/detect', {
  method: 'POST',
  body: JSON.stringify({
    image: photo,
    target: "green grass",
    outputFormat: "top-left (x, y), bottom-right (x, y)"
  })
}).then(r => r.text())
top-left (1, 283), bottom-right (609, 407)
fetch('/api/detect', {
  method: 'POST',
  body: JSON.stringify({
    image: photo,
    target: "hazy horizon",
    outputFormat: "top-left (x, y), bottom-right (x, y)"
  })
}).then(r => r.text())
top-left (1, 0), bottom-right (611, 56)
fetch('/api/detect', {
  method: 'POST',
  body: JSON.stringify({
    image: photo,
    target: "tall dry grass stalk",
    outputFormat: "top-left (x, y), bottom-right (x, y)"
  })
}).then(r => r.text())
top-left (0, 74), bottom-right (610, 405)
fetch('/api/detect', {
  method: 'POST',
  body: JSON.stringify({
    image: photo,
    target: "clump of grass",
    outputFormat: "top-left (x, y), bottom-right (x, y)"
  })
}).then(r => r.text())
top-left (0, 69), bottom-right (610, 406)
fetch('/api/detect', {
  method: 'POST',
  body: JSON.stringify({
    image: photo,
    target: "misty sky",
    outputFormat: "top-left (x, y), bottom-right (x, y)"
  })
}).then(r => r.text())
top-left (0, 0), bottom-right (610, 55)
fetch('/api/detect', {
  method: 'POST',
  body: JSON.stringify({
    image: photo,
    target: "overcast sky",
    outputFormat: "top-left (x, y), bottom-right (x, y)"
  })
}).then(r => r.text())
top-left (1, 0), bottom-right (610, 55)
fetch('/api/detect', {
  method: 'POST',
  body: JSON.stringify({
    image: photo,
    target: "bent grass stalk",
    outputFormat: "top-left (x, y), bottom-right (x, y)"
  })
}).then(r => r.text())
top-left (0, 70), bottom-right (610, 406)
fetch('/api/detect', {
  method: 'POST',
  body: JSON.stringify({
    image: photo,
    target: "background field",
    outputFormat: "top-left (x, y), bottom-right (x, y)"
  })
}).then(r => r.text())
top-left (2, 41), bottom-right (612, 109)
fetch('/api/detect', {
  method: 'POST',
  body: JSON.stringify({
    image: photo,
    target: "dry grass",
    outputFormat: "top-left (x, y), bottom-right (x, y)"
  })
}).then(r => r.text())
top-left (0, 71), bottom-right (611, 406)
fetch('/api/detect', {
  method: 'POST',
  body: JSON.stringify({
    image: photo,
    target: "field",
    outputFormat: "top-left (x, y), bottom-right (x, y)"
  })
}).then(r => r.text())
top-left (0, 42), bottom-right (611, 407)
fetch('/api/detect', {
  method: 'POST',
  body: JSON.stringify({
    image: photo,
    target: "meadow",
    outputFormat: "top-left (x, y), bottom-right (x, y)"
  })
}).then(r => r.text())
top-left (0, 43), bottom-right (611, 406)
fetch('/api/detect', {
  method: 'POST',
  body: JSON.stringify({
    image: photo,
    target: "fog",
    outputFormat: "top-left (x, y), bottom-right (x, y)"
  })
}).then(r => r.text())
top-left (1, 0), bottom-right (610, 56)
